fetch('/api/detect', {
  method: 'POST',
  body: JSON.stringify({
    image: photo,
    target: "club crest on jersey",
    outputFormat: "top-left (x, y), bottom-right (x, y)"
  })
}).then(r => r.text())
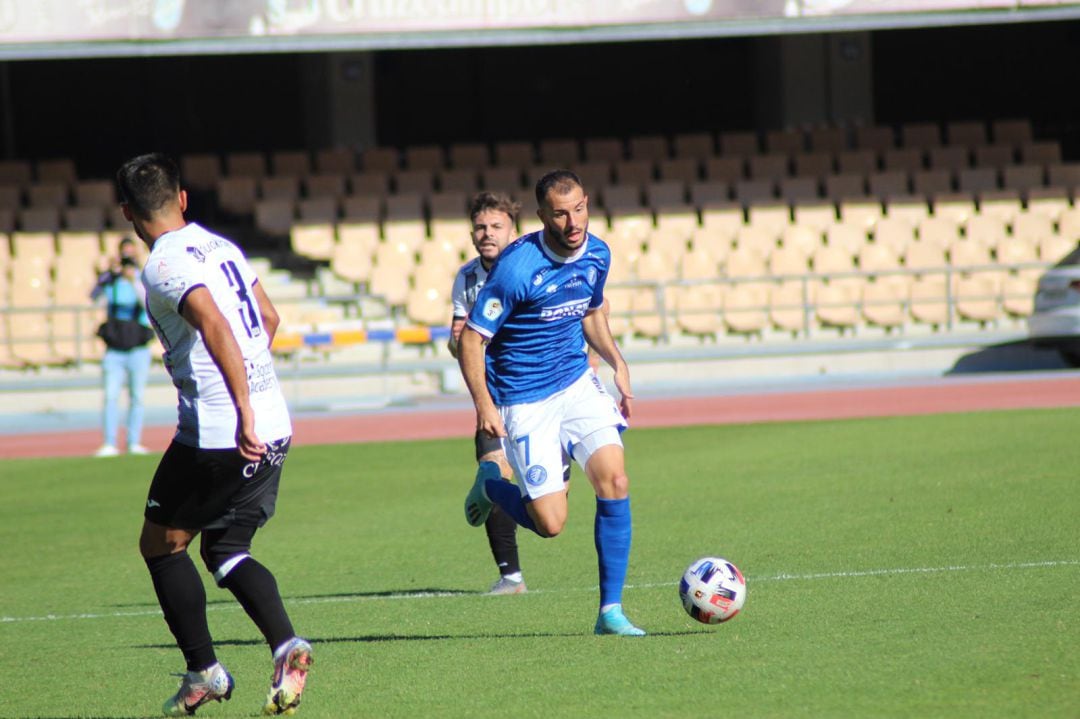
top-left (532, 272), bottom-right (546, 286)
top-left (525, 465), bottom-right (548, 486)
top-left (539, 298), bottom-right (590, 321)
top-left (587, 267), bottom-right (598, 284)
top-left (482, 298), bottom-right (503, 320)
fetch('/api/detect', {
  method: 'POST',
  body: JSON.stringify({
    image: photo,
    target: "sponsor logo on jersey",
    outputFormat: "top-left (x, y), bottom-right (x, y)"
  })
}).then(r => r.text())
top-left (186, 246), bottom-right (206, 263)
top-left (525, 465), bottom-right (548, 486)
top-left (539, 298), bottom-right (590, 321)
top-left (482, 298), bottom-right (503, 320)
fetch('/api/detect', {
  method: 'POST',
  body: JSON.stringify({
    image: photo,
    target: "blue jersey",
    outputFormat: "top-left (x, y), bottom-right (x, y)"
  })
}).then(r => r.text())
top-left (466, 230), bottom-right (609, 405)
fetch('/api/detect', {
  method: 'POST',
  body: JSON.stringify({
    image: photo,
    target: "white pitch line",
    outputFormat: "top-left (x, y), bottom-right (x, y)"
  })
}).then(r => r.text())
top-left (2, 559), bottom-right (1076, 625)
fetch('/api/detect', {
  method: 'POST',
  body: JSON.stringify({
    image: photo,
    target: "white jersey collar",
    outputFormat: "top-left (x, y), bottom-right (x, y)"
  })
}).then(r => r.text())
top-left (538, 230), bottom-right (589, 264)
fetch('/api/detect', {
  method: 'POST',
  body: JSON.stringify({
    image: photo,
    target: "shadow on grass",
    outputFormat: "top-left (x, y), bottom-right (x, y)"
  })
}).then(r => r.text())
top-left (110, 587), bottom-right (474, 610)
top-left (137, 627), bottom-right (703, 650)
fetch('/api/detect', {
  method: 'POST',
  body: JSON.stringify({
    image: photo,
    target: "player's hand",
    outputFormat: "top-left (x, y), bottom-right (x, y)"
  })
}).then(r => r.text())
top-left (614, 364), bottom-right (634, 420)
top-left (235, 410), bottom-right (266, 461)
top-left (477, 406), bottom-right (507, 439)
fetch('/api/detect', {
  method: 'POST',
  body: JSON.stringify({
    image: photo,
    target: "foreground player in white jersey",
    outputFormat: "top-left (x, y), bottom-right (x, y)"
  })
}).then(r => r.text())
top-left (461, 170), bottom-right (644, 636)
top-left (118, 153), bottom-right (312, 716)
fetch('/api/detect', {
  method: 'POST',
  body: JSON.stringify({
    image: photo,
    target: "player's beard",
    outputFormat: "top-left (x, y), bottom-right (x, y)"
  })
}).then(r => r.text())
top-left (548, 220), bottom-right (588, 254)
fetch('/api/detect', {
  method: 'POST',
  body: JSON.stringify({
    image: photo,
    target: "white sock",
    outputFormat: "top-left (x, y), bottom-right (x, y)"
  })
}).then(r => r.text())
top-left (502, 571), bottom-right (523, 582)
top-left (600, 603), bottom-right (620, 615)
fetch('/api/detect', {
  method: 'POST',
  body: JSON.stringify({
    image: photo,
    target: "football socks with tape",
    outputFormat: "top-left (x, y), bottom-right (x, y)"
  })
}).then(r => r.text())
top-left (595, 496), bottom-right (632, 608)
top-left (484, 505), bottom-right (521, 576)
top-left (146, 551), bottom-right (217, 672)
top-left (218, 557), bottom-right (296, 653)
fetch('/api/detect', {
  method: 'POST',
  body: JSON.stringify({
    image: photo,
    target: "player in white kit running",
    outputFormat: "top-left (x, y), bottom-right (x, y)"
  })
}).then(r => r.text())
top-left (118, 153), bottom-right (312, 716)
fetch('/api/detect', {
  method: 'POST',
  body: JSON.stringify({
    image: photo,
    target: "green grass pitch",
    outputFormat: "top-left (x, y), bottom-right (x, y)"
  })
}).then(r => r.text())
top-left (1, 408), bottom-right (1077, 718)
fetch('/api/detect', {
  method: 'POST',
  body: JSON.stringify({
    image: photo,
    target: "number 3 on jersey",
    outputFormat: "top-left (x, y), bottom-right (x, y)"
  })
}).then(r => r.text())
top-left (220, 260), bottom-right (262, 338)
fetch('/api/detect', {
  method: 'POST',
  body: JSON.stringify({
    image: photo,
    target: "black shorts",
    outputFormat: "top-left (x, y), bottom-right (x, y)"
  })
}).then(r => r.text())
top-left (144, 437), bottom-right (291, 531)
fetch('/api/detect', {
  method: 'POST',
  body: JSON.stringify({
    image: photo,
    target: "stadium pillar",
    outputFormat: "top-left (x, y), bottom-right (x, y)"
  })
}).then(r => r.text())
top-left (301, 52), bottom-right (377, 151)
top-left (754, 31), bottom-right (873, 130)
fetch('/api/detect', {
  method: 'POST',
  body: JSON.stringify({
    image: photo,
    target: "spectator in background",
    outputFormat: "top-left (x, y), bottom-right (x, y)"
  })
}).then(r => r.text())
top-left (92, 237), bottom-right (153, 457)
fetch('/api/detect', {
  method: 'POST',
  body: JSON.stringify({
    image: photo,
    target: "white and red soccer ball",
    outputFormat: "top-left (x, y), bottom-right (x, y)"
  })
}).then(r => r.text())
top-left (679, 557), bottom-right (746, 624)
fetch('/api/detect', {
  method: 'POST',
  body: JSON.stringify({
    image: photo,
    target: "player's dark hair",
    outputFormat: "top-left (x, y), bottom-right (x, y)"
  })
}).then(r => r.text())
top-left (469, 191), bottom-right (520, 224)
top-left (535, 169), bottom-right (583, 206)
top-left (116, 153), bottom-right (181, 220)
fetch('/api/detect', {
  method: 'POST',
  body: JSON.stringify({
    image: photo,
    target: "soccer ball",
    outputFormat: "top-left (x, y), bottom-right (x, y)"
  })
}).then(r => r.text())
top-left (679, 557), bottom-right (746, 624)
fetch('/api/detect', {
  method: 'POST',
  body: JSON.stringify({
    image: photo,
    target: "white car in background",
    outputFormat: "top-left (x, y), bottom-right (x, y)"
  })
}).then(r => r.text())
top-left (1030, 244), bottom-right (1080, 366)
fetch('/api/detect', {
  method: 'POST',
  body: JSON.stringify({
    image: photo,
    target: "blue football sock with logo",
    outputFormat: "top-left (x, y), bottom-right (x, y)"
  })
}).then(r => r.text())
top-left (595, 496), bottom-right (632, 608)
top-left (484, 479), bottom-right (539, 534)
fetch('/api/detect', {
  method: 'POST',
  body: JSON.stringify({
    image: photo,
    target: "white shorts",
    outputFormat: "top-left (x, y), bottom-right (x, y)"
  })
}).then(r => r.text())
top-left (499, 369), bottom-right (628, 500)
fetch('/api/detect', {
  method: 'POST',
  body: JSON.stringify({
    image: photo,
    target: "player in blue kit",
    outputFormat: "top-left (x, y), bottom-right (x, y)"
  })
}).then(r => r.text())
top-left (459, 169), bottom-right (645, 636)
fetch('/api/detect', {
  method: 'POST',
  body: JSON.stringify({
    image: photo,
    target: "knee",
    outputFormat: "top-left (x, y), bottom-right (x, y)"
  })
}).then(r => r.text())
top-left (596, 471), bottom-right (629, 500)
top-left (139, 524), bottom-right (190, 559)
top-left (536, 517), bottom-right (565, 538)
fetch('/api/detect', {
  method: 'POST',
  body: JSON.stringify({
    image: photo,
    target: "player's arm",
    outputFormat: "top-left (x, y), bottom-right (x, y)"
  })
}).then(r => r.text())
top-left (252, 281), bottom-right (279, 347)
top-left (583, 298), bottom-right (633, 420)
top-left (181, 287), bottom-right (266, 460)
top-left (448, 316), bottom-right (466, 358)
top-left (458, 325), bottom-right (506, 438)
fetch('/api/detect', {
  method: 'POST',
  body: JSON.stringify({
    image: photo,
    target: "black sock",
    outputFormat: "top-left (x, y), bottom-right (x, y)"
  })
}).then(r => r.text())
top-left (485, 505), bottom-right (521, 576)
top-left (219, 558), bottom-right (295, 653)
top-left (145, 552), bottom-right (216, 672)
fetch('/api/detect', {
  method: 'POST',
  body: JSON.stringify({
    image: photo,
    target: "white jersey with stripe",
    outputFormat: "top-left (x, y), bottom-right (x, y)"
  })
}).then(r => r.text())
top-left (141, 223), bottom-right (292, 449)
top-left (451, 256), bottom-right (490, 318)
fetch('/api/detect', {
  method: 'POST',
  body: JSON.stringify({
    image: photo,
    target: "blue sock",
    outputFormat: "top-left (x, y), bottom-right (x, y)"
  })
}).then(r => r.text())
top-left (595, 496), bottom-right (632, 609)
top-left (484, 479), bottom-right (538, 534)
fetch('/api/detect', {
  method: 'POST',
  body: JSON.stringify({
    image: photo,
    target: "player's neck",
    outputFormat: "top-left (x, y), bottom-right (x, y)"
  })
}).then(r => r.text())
top-left (142, 215), bottom-right (188, 249)
top-left (480, 256), bottom-right (495, 272)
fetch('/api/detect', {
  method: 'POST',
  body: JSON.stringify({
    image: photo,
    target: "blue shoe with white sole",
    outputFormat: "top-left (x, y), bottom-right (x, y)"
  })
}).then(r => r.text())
top-left (594, 605), bottom-right (646, 636)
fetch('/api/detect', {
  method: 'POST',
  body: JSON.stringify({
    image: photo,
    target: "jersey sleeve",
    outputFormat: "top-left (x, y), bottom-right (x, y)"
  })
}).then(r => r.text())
top-left (466, 262), bottom-right (519, 340)
top-left (450, 268), bottom-right (468, 319)
top-left (590, 241), bottom-right (610, 310)
top-left (142, 247), bottom-right (205, 315)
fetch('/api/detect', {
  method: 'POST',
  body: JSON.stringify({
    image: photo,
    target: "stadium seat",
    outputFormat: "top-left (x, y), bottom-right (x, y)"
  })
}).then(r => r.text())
top-left (36, 159), bottom-right (77, 184)
top-left (824, 223), bottom-right (865, 256)
top-left (909, 275), bottom-right (950, 327)
top-left (439, 168), bottom-right (479, 194)
top-left (862, 277), bottom-right (910, 330)
top-left (809, 127), bottom-right (847, 154)
top-left (885, 196), bottom-right (931, 226)
top-left (333, 227), bottom-right (378, 282)
top-left (792, 202), bottom-right (837, 233)
top-left (770, 279), bottom-right (814, 335)
top-left (370, 241), bottom-right (415, 302)
top-left (418, 236), bottom-right (463, 273)
top-left (996, 236), bottom-right (1039, 267)
top-left (306, 173), bottom-right (348, 199)
top-left (813, 243), bottom-right (856, 276)
top-left (290, 223), bottom-right (335, 261)
top-left (395, 168), bottom-right (436, 195)
top-left (746, 204), bottom-right (790, 236)
top-left (929, 146), bottom-right (971, 174)
top-left (690, 180), bottom-right (731, 208)
top-left (18, 208), bottom-right (60, 233)
top-left (428, 191), bottom-right (467, 221)
top-left (653, 210), bottom-right (698, 240)
top-left (949, 238), bottom-right (992, 269)
top-left (1002, 164), bottom-right (1044, 194)
top-left (723, 282), bottom-right (769, 335)
top-left (957, 167), bottom-right (999, 195)
top-left (781, 224), bottom-right (821, 257)
top-left (254, 199), bottom-right (295, 237)
top-left (825, 174), bottom-right (866, 201)
top-left (405, 282), bottom-right (452, 327)
top-left (1010, 212), bottom-right (1054, 248)
top-left (298, 197), bottom-right (338, 224)
top-left (1002, 272), bottom-right (1037, 317)
top-left (672, 284), bottom-right (723, 337)
top-left (1020, 141), bottom-right (1061, 167)
top-left (341, 196), bottom-right (381, 222)
top-left (635, 247), bottom-right (679, 283)
top-left (1025, 188), bottom-right (1071, 222)
top-left (883, 148), bottom-right (924, 174)
top-left (570, 162), bottom-right (611, 192)
top-left (57, 231), bottom-right (102, 266)
top-left (903, 240), bottom-right (947, 272)
top-left (779, 177), bottom-right (819, 203)
top-left (946, 120), bottom-right (987, 149)
top-left (690, 226), bottom-right (734, 264)
top-left (217, 177), bottom-right (258, 216)
top-left (0, 159), bottom-right (32, 185)
top-left (494, 141), bottom-right (534, 168)
top-left (260, 176), bottom-right (301, 202)
top-left (765, 129), bottom-right (803, 155)
top-left (225, 152), bottom-right (266, 178)
top-left (768, 245), bottom-right (809, 278)
top-left (749, 154), bottom-right (790, 183)
top-left (735, 180), bottom-right (775, 206)
top-left (678, 245), bottom-right (720, 281)
top-left (868, 171), bottom-right (909, 199)
top-left (628, 135), bottom-right (668, 162)
top-left (63, 206), bottom-right (106, 232)
top-left (793, 152), bottom-right (834, 180)
top-left (954, 274), bottom-right (1003, 323)
top-left (405, 145), bottom-right (446, 171)
top-left (73, 180), bottom-right (115, 208)
top-left (991, 119), bottom-right (1033, 146)
top-left (973, 145), bottom-right (1015, 170)
top-left (658, 158), bottom-right (700, 185)
top-left (673, 132), bottom-right (714, 158)
top-left (855, 125), bottom-right (894, 153)
top-left (726, 245), bottom-right (769, 276)
top-left (0, 185), bottom-right (20, 211)
top-left (645, 181), bottom-right (687, 211)
top-left (448, 143), bottom-right (490, 169)
top-left (858, 242), bottom-right (900, 273)
top-left (700, 203), bottom-right (744, 236)
top-left (27, 183), bottom-right (68, 208)
top-left (978, 190), bottom-right (1022, 224)
top-left (918, 216), bottom-right (960, 250)
top-left (481, 167), bottom-right (522, 193)
top-left (964, 215), bottom-right (1007, 251)
top-left (719, 131), bottom-right (759, 158)
top-left (362, 147), bottom-right (400, 173)
top-left (901, 122), bottom-right (942, 149)
top-left (873, 218), bottom-right (915, 256)
top-left (584, 137), bottom-right (624, 164)
top-left (837, 149), bottom-right (878, 176)
top-left (315, 147), bottom-right (356, 175)
top-left (539, 138), bottom-right (579, 166)
top-left (350, 170), bottom-right (391, 196)
top-left (1047, 163), bottom-right (1080, 191)
top-left (271, 150), bottom-right (311, 177)
top-left (932, 193), bottom-right (977, 225)
top-left (614, 160), bottom-right (654, 186)
top-left (815, 280), bottom-right (861, 331)
top-left (602, 185), bottom-right (643, 213)
top-left (7, 255), bottom-right (54, 365)
top-left (1040, 234), bottom-right (1077, 263)
top-left (705, 157), bottom-right (744, 184)
top-left (839, 198), bottom-right (883, 230)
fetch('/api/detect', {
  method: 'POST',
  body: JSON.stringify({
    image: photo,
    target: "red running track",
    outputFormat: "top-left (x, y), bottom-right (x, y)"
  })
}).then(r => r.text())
top-left (2, 375), bottom-right (1080, 460)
